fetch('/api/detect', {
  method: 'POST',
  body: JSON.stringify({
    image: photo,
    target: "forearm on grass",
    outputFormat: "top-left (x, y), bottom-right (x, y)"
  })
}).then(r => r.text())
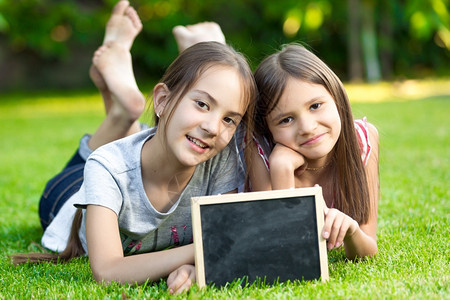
top-left (90, 244), bottom-right (195, 285)
top-left (343, 226), bottom-right (378, 260)
top-left (86, 204), bottom-right (194, 285)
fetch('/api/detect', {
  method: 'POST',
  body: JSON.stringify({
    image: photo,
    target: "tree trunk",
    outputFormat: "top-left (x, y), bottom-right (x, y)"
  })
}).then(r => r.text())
top-left (347, 0), bottom-right (364, 82)
top-left (379, 1), bottom-right (393, 80)
top-left (361, 0), bottom-right (381, 82)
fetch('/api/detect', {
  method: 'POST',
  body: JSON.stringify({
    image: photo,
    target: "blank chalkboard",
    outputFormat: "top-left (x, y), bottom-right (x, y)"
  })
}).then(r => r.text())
top-left (191, 187), bottom-right (329, 288)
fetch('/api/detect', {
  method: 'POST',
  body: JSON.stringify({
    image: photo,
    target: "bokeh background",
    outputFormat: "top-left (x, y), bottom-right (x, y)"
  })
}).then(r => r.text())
top-left (0, 0), bottom-right (449, 92)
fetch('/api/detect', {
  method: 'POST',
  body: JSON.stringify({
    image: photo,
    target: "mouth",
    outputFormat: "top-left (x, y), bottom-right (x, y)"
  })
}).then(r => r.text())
top-left (301, 133), bottom-right (325, 146)
top-left (186, 135), bottom-right (209, 149)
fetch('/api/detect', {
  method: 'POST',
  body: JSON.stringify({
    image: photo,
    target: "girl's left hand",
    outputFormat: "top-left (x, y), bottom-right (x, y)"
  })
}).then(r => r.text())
top-left (167, 264), bottom-right (196, 294)
top-left (322, 205), bottom-right (359, 250)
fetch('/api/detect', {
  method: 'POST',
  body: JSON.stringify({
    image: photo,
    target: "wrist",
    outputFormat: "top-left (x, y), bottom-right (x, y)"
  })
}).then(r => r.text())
top-left (345, 220), bottom-right (360, 240)
top-left (270, 169), bottom-right (295, 190)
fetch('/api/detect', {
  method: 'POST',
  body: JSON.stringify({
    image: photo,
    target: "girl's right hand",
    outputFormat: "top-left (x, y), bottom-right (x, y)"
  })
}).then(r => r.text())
top-left (167, 264), bottom-right (196, 294)
top-left (269, 143), bottom-right (305, 189)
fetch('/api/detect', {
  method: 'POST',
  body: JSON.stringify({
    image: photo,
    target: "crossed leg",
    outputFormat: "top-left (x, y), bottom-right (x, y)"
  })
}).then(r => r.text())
top-left (87, 0), bottom-right (145, 150)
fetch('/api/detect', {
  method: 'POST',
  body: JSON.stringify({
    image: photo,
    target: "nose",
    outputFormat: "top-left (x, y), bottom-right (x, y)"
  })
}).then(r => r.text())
top-left (200, 116), bottom-right (220, 136)
top-left (297, 114), bottom-right (317, 136)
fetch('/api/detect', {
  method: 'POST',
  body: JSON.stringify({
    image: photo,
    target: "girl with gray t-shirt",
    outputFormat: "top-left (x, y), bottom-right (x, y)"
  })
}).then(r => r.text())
top-left (12, 5), bottom-right (256, 294)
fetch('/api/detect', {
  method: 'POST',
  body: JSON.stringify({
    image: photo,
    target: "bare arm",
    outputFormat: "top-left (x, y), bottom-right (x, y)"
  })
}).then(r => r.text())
top-left (247, 142), bottom-right (272, 191)
top-left (85, 205), bottom-right (194, 286)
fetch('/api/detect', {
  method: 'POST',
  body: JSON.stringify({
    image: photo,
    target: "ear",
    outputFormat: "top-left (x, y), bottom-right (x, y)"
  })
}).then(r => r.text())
top-left (153, 83), bottom-right (170, 117)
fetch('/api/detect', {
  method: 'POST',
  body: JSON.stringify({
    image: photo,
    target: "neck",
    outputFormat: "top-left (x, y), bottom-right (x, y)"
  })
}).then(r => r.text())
top-left (305, 161), bottom-right (331, 172)
top-left (140, 135), bottom-right (196, 213)
top-left (141, 133), bottom-right (195, 187)
top-left (304, 155), bottom-right (332, 172)
top-left (294, 162), bottom-right (335, 194)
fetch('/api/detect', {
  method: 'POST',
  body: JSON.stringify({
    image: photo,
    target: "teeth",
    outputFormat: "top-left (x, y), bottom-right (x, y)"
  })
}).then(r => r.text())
top-left (187, 136), bottom-right (207, 148)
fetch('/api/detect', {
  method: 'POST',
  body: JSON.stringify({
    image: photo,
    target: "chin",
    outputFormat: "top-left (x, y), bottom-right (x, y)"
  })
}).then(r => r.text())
top-left (303, 151), bottom-right (330, 162)
top-left (182, 155), bottom-right (212, 167)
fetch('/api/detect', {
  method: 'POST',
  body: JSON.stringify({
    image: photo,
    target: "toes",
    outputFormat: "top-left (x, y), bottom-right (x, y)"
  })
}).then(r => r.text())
top-left (112, 0), bottom-right (129, 15)
top-left (172, 25), bottom-right (189, 37)
top-left (93, 44), bottom-right (111, 64)
top-left (125, 7), bottom-right (142, 29)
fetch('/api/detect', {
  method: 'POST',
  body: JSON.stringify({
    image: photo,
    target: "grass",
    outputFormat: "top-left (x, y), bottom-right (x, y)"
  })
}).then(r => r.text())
top-left (0, 82), bottom-right (449, 299)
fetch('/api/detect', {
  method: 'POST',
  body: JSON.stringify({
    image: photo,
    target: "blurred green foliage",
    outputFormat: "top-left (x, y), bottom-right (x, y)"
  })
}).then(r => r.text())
top-left (0, 0), bottom-right (448, 90)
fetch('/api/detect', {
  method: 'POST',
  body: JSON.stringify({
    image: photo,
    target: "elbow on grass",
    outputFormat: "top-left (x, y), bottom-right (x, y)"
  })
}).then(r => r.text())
top-left (90, 263), bottom-right (122, 285)
top-left (346, 246), bottom-right (378, 261)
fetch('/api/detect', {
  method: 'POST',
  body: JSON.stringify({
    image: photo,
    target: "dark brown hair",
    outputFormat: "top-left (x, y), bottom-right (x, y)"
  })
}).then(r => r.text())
top-left (253, 44), bottom-right (370, 224)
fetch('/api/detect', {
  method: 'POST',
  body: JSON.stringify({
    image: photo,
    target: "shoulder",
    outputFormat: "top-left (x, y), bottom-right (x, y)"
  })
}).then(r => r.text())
top-left (367, 122), bottom-right (379, 144)
top-left (358, 119), bottom-right (379, 149)
top-left (354, 117), bottom-right (378, 136)
top-left (354, 118), bottom-right (378, 165)
top-left (88, 128), bottom-right (154, 172)
top-left (366, 122), bottom-right (379, 158)
top-left (250, 134), bottom-right (271, 170)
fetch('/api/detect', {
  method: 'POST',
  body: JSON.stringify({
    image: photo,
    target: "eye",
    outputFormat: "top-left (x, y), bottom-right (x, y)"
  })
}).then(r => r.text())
top-left (223, 116), bottom-right (237, 126)
top-left (279, 116), bottom-right (293, 125)
top-left (310, 103), bottom-right (322, 110)
top-left (195, 100), bottom-right (209, 110)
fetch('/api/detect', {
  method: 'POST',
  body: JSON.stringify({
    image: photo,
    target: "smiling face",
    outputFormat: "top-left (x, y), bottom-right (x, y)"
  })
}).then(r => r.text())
top-left (160, 65), bottom-right (246, 167)
top-left (267, 77), bottom-right (341, 165)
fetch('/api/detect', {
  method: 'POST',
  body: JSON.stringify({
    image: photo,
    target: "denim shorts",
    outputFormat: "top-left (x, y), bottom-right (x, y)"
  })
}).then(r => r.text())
top-left (38, 150), bottom-right (85, 231)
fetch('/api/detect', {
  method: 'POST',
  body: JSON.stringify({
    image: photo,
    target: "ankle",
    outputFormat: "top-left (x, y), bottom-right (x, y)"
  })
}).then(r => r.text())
top-left (108, 100), bottom-right (144, 125)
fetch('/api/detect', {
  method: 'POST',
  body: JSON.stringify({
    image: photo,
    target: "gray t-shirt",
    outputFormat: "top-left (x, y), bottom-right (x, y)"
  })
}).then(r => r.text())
top-left (41, 128), bottom-right (244, 254)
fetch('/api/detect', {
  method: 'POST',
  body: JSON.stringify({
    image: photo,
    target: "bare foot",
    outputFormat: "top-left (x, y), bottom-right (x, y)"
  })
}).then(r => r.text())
top-left (172, 22), bottom-right (225, 53)
top-left (103, 0), bottom-right (143, 51)
top-left (91, 1), bottom-right (142, 113)
top-left (89, 64), bottom-right (113, 113)
top-left (93, 42), bottom-right (145, 122)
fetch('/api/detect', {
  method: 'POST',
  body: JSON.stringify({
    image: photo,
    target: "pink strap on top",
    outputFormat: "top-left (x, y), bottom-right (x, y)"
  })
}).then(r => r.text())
top-left (354, 117), bottom-right (372, 166)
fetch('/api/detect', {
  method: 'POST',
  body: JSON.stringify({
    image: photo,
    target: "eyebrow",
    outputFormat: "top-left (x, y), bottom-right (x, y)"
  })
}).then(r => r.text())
top-left (269, 110), bottom-right (286, 124)
top-left (193, 89), bottom-right (244, 119)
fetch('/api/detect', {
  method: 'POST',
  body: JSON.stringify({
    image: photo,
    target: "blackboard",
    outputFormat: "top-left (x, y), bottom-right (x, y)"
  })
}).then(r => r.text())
top-left (191, 187), bottom-right (329, 288)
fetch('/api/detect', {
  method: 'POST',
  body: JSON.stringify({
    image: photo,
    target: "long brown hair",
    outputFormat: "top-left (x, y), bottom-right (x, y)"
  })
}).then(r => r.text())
top-left (253, 44), bottom-right (370, 224)
top-left (11, 41), bottom-right (257, 265)
top-left (11, 209), bottom-right (84, 265)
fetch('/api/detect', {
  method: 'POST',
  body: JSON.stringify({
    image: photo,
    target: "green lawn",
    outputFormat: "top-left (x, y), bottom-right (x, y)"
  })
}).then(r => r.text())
top-left (0, 84), bottom-right (449, 299)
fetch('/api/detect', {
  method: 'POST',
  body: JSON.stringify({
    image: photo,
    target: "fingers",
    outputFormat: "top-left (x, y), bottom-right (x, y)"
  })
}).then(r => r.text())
top-left (167, 265), bottom-right (196, 294)
top-left (322, 209), bottom-right (357, 250)
top-left (322, 209), bottom-right (338, 249)
top-left (327, 211), bottom-right (345, 249)
top-left (172, 273), bottom-right (195, 294)
top-left (125, 6), bottom-right (143, 31)
top-left (112, 0), bottom-right (129, 15)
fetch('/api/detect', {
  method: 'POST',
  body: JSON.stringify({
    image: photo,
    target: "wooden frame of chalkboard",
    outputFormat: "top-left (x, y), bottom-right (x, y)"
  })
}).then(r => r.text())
top-left (191, 187), bottom-right (329, 288)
